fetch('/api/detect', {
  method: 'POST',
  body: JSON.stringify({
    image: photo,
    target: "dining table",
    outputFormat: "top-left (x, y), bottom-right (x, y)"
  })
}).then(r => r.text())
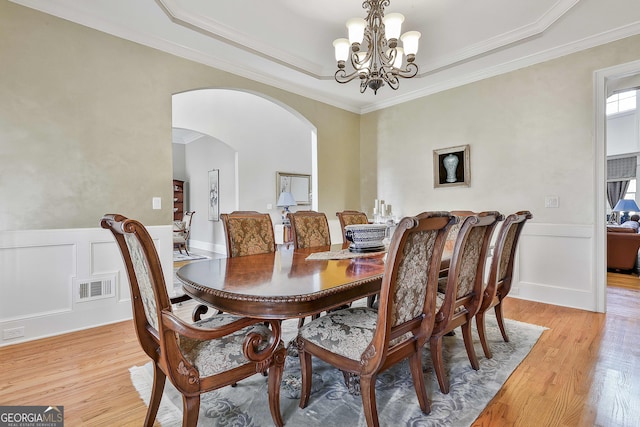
top-left (175, 241), bottom-right (454, 421)
top-left (176, 243), bottom-right (387, 320)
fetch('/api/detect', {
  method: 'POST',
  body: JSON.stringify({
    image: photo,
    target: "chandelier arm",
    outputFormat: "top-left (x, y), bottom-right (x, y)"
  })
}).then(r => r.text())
top-left (334, 0), bottom-right (419, 94)
top-left (335, 68), bottom-right (364, 84)
top-left (395, 62), bottom-right (419, 79)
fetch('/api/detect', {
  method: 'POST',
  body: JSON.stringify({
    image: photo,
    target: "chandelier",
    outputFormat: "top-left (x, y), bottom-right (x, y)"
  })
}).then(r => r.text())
top-left (332, 0), bottom-right (421, 95)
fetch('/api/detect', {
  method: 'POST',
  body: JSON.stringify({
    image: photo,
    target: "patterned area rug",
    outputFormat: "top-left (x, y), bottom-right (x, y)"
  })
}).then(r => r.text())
top-left (129, 313), bottom-right (546, 426)
top-left (173, 251), bottom-right (210, 262)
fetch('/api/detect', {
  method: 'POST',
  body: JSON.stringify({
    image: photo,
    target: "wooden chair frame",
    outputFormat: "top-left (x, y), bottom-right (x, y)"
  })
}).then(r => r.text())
top-left (101, 214), bottom-right (286, 427)
top-left (476, 210), bottom-right (532, 358)
top-left (173, 211), bottom-right (195, 255)
top-left (296, 211), bottom-right (457, 427)
top-left (430, 211), bottom-right (503, 394)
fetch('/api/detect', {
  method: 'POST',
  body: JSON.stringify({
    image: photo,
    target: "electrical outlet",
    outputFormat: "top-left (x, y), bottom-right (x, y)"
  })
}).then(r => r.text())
top-left (3, 326), bottom-right (24, 340)
top-left (152, 197), bottom-right (161, 210)
top-left (266, 203), bottom-right (273, 210)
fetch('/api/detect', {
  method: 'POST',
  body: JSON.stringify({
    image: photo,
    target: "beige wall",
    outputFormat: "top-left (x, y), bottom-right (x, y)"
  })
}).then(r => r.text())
top-left (361, 35), bottom-right (640, 223)
top-left (0, 1), bottom-right (360, 231)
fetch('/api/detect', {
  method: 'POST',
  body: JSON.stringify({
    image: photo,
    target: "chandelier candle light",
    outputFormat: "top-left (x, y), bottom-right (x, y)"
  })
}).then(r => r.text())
top-left (333, 0), bottom-right (421, 94)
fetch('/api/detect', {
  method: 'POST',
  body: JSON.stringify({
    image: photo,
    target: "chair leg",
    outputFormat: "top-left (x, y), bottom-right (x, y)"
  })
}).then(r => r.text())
top-left (267, 347), bottom-right (286, 427)
top-left (430, 335), bottom-right (449, 394)
top-left (182, 395), bottom-right (200, 427)
top-left (360, 375), bottom-right (380, 427)
top-left (408, 351), bottom-right (430, 414)
top-left (461, 322), bottom-right (480, 370)
top-left (494, 302), bottom-right (510, 342)
top-left (298, 345), bottom-right (313, 409)
top-left (144, 363), bottom-right (166, 427)
top-left (476, 311), bottom-right (493, 359)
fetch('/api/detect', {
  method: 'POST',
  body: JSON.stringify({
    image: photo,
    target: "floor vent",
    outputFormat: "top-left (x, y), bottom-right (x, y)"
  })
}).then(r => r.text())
top-left (75, 275), bottom-right (116, 302)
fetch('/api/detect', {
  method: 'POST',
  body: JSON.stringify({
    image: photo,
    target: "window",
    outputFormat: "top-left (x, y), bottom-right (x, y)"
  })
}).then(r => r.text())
top-left (607, 89), bottom-right (637, 115)
top-left (625, 179), bottom-right (637, 202)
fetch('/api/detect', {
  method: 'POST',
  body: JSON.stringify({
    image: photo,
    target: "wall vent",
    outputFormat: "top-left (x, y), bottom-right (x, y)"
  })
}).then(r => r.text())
top-left (75, 275), bottom-right (116, 302)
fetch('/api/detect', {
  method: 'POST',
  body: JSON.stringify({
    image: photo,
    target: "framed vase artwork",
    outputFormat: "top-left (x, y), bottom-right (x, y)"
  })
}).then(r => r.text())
top-left (208, 169), bottom-right (219, 221)
top-left (433, 145), bottom-right (470, 188)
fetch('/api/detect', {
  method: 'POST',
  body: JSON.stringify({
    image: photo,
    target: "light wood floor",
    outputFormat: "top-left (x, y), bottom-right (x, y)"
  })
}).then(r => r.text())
top-left (1, 270), bottom-right (638, 426)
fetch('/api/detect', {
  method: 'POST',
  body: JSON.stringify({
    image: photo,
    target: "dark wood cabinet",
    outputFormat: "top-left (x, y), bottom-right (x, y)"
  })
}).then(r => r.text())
top-left (173, 179), bottom-right (184, 221)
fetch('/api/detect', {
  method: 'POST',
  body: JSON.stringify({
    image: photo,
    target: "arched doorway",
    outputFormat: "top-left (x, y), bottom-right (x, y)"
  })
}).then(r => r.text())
top-left (172, 88), bottom-right (318, 253)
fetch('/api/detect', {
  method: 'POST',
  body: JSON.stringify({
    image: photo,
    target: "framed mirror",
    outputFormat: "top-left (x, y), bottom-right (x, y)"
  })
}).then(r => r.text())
top-left (276, 171), bottom-right (311, 206)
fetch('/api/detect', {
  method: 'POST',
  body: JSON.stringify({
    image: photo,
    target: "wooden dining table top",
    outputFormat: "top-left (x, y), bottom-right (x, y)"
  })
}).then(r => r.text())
top-left (176, 244), bottom-right (388, 320)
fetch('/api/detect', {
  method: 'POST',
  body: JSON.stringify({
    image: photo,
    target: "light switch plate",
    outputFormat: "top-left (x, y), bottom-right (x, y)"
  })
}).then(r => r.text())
top-left (545, 195), bottom-right (559, 208)
top-left (152, 197), bottom-right (161, 210)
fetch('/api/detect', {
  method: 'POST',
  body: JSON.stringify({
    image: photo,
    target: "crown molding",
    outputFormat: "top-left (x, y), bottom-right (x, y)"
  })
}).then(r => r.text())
top-left (156, 0), bottom-right (327, 78)
top-left (420, 0), bottom-right (580, 74)
top-left (360, 20), bottom-right (640, 114)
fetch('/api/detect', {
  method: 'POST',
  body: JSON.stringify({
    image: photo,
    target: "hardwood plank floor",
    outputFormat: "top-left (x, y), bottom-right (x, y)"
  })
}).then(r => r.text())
top-left (1, 269), bottom-right (638, 426)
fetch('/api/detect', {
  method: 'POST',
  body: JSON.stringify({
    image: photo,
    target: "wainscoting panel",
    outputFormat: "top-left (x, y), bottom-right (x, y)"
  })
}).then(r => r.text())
top-left (0, 225), bottom-right (173, 347)
top-left (512, 223), bottom-right (597, 311)
top-left (0, 243), bottom-right (75, 320)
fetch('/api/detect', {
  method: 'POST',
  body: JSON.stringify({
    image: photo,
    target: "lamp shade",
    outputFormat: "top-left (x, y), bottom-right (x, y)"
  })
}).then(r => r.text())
top-left (613, 199), bottom-right (640, 212)
top-left (277, 191), bottom-right (297, 208)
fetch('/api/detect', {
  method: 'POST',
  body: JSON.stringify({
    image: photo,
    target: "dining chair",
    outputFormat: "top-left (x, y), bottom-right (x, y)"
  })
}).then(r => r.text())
top-left (296, 211), bottom-right (457, 427)
top-left (288, 210), bottom-right (332, 249)
top-left (439, 210), bottom-right (476, 279)
top-left (336, 210), bottom-right (369, 243)
top-left (430, 211), bottom-right (503, 394)
top-left (476, 210), bottom-right (532, 359)
top-left (288, 210), bottom-right (334, 326)
top-left (101, 214), bottom-right (286, 427)
top-left (173, 211), bottom-right (195, 255)
top-left (220, 211), bottom-right (276, 257)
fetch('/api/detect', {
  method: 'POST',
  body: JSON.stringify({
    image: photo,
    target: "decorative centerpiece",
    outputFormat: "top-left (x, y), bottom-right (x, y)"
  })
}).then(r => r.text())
top-left (345, 224), bottom-right (387, 252)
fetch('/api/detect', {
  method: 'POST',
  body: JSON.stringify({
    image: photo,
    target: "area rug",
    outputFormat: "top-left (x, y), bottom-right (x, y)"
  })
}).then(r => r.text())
top-left (130, 314), bottom-right (546, 427)
top-left (173, 251), bottom-right (210, 262)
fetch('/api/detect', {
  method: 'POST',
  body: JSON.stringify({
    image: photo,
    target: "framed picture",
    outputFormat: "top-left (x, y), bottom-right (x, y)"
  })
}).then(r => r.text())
top-left (208, 169), bottom-right (219, 221)
top-left (433, 145), bottom-right (470, 188)
top-left (276, 171), bottom-right (311, 205)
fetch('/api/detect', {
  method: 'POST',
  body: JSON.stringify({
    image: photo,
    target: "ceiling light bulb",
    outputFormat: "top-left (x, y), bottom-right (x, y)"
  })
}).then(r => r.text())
top-left (401, 31), bottom-right (421, 56)
top-left (333, 38), bottom-right (350, 62)
top-left (346, 18), bottom-right (366, 45)
top-left (383, 13), bottom-right (404, 40)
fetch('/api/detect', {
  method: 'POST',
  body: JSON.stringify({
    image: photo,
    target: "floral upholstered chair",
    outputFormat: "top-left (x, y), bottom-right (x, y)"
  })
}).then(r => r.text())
top-left (296, 211), bottom-right (457, 426)
top-left (220, 211), bottom-right (276, 257)
top-left (430, 211), bottom-right (503, 394)
top-left (173, 211), bottom-right (194, 255)
top-left (336, 210), bottom-right (369, 243)
top-left (288, 210), bottom-right (331, 249)
top-left (101, 214), bottom-right (286, 427)
top-left (475, 210), bottom-right (532, 359)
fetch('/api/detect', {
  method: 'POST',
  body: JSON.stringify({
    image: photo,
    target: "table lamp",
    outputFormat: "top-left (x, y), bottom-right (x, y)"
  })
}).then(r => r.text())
top-left (277, 191), bottom-right (297, 222)
top-left (613, 199), bottom-right (640, 223)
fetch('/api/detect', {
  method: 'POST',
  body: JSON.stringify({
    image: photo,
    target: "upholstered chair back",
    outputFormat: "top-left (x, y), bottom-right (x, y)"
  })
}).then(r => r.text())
top-left (101, 214), bottom-right (171, 357)
top-left (437, 211), bottom-right (502, 322)
top-left (221, 211), bottom-right (276, 257)
top-left (376, 211), bottom-right (457, 347)
top-left (336, 210), bottom-right (369, 243)
top-left (288, 211), bottom-right (331, 248)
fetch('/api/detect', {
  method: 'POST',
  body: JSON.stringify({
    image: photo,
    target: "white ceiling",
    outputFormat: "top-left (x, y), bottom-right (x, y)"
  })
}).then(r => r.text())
top-left (11, 0), bottom-right (640, 113)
